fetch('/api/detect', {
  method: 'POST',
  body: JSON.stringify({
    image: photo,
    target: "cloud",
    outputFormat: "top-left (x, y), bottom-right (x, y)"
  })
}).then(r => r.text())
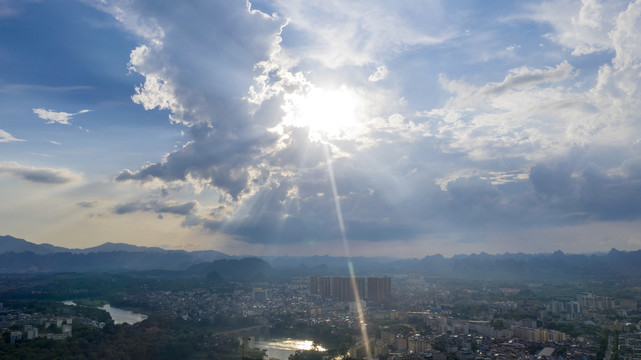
top-left (480, 61), bottom-right (575, 96)
top-left (272, 0), bottom-right (453, 67)
top-left (425, 61), bottom-right (580, 162)
top-left (530, 155), bottom-right (641, 221)
top-left (0, 162), bottom-right (80, 184)
top-left (525, 0), bottom-right (629, 56)
top-left (96, 0), bottom-right (288, 205)
top-left (33, 108), bottom-right (91, 125)
top-left (0, 0), bottom-right (21, 18)
top-left (76, 201), bottom-right (98, 208)
top-left (98, 0), bottom-right (547, 245)
top-left (368, 65), bottom-right (389, 82)
top-left (113, 199), bottom-right (197, 216)
top-left (88, 0), bottom-right (641, 253)
top-left (0, 129), bottom-right (24, 142)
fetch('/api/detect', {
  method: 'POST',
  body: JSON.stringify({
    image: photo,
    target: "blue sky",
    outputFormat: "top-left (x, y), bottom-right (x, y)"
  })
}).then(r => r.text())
top-left (2, 0), bottom-right (641, 257)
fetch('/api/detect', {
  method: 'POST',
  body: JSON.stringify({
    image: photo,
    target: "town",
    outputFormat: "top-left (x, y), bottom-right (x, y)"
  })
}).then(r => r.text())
top-left (2, 268), bottom-right (641, 359)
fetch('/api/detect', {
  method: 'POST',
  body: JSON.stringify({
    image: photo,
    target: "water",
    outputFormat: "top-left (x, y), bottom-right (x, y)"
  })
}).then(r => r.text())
top-left (247, 338), bottom-right (326, 360)
top-left (62, 300), bottom-right (147, 325)
top-left (99, 304), bottom-right (147, 325)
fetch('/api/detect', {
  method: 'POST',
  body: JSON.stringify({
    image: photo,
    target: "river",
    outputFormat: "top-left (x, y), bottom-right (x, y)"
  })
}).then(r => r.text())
top-left (98, 304), bottom-right (147, 325)
top-left (62, 301), bottom-right (147, 325)
top-left (247, 338), bottom-right (326, 360)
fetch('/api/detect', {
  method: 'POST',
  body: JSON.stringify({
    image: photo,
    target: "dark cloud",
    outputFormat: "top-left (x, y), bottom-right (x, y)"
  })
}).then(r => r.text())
top-left (530, 157), bottom-right (641, 221)
top-left (115, 122), bottom-right (278, 200)
top-left (0, 162), bottom-right (79, 184)
top-left (113, 200), bottom-right (197, 216)
top-left (76, 201), bottom-right (97, 208)
top-left (108, 0), bottom-right (285, 201)
top-left (156, 201), bottom-right (197, 215)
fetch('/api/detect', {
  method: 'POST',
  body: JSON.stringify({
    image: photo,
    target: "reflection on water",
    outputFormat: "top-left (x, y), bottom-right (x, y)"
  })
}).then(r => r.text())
top-left (99, 304), bottom-right (147, 325)
top-left (248, 338), bottom-right (326, 360)
top-left (62, 301), bottom-right (147, 325)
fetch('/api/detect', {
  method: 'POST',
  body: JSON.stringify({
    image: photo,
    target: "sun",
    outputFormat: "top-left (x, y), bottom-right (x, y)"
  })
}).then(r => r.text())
top-left (281, 85), bottom-right (365, 141)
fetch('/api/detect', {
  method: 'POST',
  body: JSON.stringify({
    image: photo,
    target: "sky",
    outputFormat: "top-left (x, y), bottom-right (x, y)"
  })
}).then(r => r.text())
top-left (2, 0), bottom-right (641, 258)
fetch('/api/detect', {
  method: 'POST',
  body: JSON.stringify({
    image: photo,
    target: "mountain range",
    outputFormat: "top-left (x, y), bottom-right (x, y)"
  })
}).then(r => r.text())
top-left (3, 235), bottom-right (641, 281)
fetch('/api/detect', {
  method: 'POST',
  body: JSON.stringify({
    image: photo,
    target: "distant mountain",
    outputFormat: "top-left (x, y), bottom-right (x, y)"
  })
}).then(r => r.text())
top-left (0, 235), bottom-right (230, 273)
top-left (0, 251), bottom-right (196, 273)
top-left (72, 242), bottom-right (167, 254)
top-left (4, 235), bottom-right (641, 281)
top-left (189, 250), bottom-right (231, 262)
top-left (0, 235), bottom-right (68, 254)
top-left (187, 257), bottom-right (273, 282)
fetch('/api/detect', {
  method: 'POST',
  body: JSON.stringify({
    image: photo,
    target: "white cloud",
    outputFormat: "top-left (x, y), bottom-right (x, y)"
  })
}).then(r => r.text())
top-left (426, 61), bottom-right (580, 161)
top-left (526, 0), bottom-right (628, 56)
top-left (32, 108), bottom-right (91, 125)
top-left (273, 0), bottom-right (453, 67)
top-left (368, 65), bottom-right (389, 82)
top-left (84, 0), bottom-right (641, 252)
top-left (0, 129), bottom-right (24, 142)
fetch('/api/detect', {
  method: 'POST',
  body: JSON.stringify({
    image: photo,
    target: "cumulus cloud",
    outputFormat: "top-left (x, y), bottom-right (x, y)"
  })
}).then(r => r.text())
top-left (33, 108), bottom-right (91, 125)
top-left (272, 0), bottom-right (453, 67)
top-left (88, 0), bottom-right (641, 252)
top-left (0, 129), bottom-right (24, 142)
top-left (526, 0), bottom-right (628, 56)
top-left (0, 162), bottom-right (80, 184)
top-left (424, 61), bottom-right (581, 162)
top-left (99, 0), bottom-right (544, 245)
top-left (94, 1), bottom-right (298, 210)
top-left (368, 65), bottom-right (389, 82)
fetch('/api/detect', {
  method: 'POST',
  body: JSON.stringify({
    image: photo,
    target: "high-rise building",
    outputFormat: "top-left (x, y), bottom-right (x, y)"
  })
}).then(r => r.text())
top-left (350, 277), bottom-right (366, 301)
top-left (367, 276), bottom-right (391, 302)
top-left (309, 276), bottom-right (319, 295)
top-left (312, 276), bottom-right (368, 301)
top-left (332, 277), bottom-right (351, 301)
top-left (319, 276), bottom-right (332, 298)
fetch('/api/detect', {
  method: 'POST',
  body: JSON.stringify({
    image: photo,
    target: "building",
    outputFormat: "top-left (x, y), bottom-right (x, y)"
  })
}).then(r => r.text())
top-left (252, 287), bottom-right (268, 301)
top-left (312, 276), bottom-right (371, 301)
top-left (309, 276), bottom-right (319, 295)
top-left (577, 293), bottom-right (615, 311)
top-left (10, 331), bottom-right (22, 344)
top-left (25, 325), bottom-right (38, 340)
top-left (408, 335), bottom-right (432, 353)
top-left (62, 324), bottom-right (72, 338)
top-left (349, 300), bottom-right (367, 314)
top-left (367, 276), bottom-right (391, 302)
top-left (332, 277), bottom-right (351, 301)
top-left (319, 277), bottom-right (332, 298)
top-left (351, 277), bottom-right (365, 301)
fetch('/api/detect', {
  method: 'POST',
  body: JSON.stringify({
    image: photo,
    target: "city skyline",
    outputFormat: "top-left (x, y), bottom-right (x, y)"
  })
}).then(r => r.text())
top-left (2, 0), bottom-right (641, 257)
